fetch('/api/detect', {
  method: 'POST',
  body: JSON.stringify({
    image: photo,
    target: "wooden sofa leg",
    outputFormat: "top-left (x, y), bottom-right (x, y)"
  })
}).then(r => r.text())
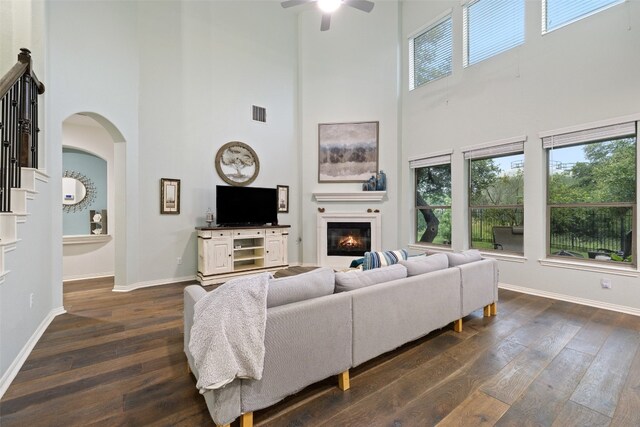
top-left (454, 319), bottom-right (463, 333)
top-left (338, 370), bottom-right (350, 391)
top-left (490, 302), bottom-right (498, 316)
top-left (483, 305), bottom-right (491, 317)
top-left (240, 412), bottom-right (253, 427)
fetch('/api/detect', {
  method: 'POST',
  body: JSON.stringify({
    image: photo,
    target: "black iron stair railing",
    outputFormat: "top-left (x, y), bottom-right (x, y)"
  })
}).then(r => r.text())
top-left (0, 48), bottom-right (45, 212)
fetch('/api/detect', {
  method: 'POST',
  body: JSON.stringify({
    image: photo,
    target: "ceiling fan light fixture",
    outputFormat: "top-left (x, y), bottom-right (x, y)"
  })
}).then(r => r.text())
top-left (318, 0), bottom-right (341, 13)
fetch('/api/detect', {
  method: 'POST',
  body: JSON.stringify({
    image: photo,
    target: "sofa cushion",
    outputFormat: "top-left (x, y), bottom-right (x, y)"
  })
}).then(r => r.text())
top-left (445, 249), bottom-right (482, 266)
top-left (399, 253), bottom-right (449, 276)
top-left (363, 249), bottom-right (408, 270)
top-left (267, 267), bottom-right (335, 308)
top-left (335, 264), bottom-right (408, 293)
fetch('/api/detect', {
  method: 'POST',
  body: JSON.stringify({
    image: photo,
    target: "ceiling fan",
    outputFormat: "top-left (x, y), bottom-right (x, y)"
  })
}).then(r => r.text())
top-left (281, 0), bottom-right (375, 31)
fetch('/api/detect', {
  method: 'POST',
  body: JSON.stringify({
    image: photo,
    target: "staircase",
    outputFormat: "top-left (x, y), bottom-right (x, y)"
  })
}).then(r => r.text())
top-left (0, 49), bottom-right (46, 283)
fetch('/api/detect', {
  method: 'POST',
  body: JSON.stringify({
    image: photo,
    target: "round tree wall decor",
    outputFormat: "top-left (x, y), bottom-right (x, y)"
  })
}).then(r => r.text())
top-left (215, 141), bottom-right (260, 186)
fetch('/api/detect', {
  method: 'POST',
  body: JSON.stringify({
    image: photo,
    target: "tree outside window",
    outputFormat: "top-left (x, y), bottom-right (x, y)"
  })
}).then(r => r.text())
top-left (415, 164), bottom-right (451, 246)
top-left (469, 153), bottom-right (524, 253)
top-left (548, 137), bottom-right (636, 264)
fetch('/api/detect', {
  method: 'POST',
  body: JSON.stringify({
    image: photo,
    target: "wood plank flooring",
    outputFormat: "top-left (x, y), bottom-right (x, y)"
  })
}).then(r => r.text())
top-left (2, 276), bottom-right (640, 426)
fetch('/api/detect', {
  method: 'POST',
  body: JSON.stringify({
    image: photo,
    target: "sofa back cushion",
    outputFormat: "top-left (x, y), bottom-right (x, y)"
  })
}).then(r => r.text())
top-left (399, 253), bottom-right (449, 276)
top-left (267, 267), bottom-right (335, 308)
top-left (335, 264), bottom-right (408, 293)
top-left (363, 249), bottom-right (408, 270)
top-left (445, 249), bottom-right (482, 266)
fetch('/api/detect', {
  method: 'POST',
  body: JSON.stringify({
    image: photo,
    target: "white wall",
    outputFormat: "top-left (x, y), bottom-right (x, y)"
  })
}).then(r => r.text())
top-left (401, 1), bottom-right (640, 310)
top-left (299, 1), bottom-right (401, 264)
top-left (0, 0), bottom-right (56, 396)
top-left (62, 117), bottom-right (116, 281)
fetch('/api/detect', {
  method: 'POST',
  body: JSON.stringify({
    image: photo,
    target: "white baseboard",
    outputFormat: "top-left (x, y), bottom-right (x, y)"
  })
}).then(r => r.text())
top-left (113, 275), bottom-right (197, 292)
top-left (63, 272), bottom-right (114, 282)
top-left (0, 306), bottom-right (66, 399)
top-left (499, 282), bottom-right (640, 317)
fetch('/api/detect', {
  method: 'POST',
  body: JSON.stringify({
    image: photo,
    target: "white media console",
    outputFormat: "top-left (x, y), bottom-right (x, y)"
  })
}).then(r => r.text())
top-left (196, 225), bottom-right (290, 286)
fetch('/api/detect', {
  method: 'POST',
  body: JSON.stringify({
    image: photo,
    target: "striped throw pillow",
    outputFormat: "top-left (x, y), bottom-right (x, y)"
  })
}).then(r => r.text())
top-left (363, 249), bottom-right (409, 270)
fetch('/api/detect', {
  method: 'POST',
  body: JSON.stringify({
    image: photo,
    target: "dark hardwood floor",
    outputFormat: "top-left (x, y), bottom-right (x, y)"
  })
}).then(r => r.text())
top-left (1, 276), bottom-right (640, 426)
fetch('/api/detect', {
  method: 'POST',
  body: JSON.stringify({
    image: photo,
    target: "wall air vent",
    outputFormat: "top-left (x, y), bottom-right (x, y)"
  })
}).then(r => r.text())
top-left (252, 105), bottom-right (266, 123)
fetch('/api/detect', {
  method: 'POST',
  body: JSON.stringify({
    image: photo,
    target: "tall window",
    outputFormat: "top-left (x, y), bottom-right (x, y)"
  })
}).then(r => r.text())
top-left (409, 13), bottom-right (452, 90)
top-left (465, 139), bottom-right (525, 253)
top-left (463, 0), bottom-right (525, 67)
top-left (544, 122), bottom-right (636, 264)
top-left (412, 153), bottom-right (452, 246)
top-left (543, 0), bottom-right (624, 34)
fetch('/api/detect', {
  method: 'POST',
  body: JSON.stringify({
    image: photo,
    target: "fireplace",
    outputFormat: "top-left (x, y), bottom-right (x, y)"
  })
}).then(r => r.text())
top-left (317, 212), bottom-right (381, 269)
top-left (327, 222), bottom-right (371, 257)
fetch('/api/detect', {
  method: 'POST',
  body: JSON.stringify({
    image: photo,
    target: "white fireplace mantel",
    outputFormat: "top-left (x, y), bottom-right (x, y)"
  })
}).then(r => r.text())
top-left (313, 191), bottom-right (386, 202)
top-left (317, 212), bottom-right (382, 269)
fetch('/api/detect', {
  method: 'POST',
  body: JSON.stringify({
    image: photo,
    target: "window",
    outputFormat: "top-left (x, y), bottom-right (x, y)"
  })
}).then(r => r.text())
top-left (463, 0), bottom-right (525, 67)
top-left (412, 153), bottom-right (452, 246)
top-left (465, 139), bottom-right (525, 253)
top-left (543, 0), bottom-right (624, 34)
top-left (409, 13), bottom-right (452, 90)
top-left (544, 122), bottom-right (636, 265)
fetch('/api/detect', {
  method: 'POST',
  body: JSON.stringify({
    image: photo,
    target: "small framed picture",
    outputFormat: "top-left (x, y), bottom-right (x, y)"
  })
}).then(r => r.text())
top-left (160, 178), bottom-right (180, 214)
top-left (277, 185), bottom-right (289, 213)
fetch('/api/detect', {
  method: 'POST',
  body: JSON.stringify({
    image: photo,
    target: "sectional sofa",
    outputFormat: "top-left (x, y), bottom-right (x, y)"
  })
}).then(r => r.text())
top-left (183, 251), bottom-right (498, 427)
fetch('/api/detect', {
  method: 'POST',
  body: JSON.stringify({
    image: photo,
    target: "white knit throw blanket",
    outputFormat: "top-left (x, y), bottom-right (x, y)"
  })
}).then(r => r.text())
top-left (189, 272), bottom-right (270, 393)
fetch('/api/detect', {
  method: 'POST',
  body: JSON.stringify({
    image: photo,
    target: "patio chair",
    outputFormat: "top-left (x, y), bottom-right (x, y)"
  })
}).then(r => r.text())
top-left (492, 226), bottom-right (524, 253)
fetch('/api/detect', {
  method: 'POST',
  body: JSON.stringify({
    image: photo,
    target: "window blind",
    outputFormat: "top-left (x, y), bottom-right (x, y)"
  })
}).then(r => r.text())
top-left (463, 138), bottom-right (525, 160)
top-left (542, 122), bottom-right (636, 149)
top-left (463, 0), bottom-right (525, 67)
top-left (409, 153), bottom-right (451, 169)
top-left (543, 0), bottom-right (623, 33)
top-left (409, 15), bottom-right (452, 90)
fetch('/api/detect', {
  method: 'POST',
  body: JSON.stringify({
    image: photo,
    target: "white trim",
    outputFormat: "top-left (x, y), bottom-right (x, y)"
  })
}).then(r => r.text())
top-left (317, 212), bottom-right (382, 269)
top-left (0, 306), bottom-right (66, 399)
top-left (63, 234), bottom-right (112, 245)
top-left (407, 8), bottom-right (453, 40)
top-left (407, 243), bottom-right (453, 253)
top-left (312, 191), bottom-right (386, 202)
top-left (539, 113), bottom-right (640, 139)
top-left (408, 149), bottom-right (453, 163)
top-left (63, 272), bottom-right (114, 282)
top-left (538, 258), bottom-right (639, 278)
top-left (461, 135), bottom-right (527, 155)
top-left (112, 275), bottom-right (197, 292)
top-left (480, 252), bottom-right (527, 263)
top-left (499, 282), bottom-right (640, 317)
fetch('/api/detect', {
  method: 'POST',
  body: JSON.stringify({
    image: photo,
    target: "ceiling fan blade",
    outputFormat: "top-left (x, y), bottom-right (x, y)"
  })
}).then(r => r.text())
top-left (320, 13), bottom-right (331, 31)
top-left (281, 0), bottom-right (314, 8)
top-left (343, 0), bottom-right (374, 13)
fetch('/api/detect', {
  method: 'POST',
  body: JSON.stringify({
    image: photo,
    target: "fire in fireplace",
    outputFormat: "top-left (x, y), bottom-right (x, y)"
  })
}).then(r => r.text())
top-left (327, 222), bottom-right (371, 257)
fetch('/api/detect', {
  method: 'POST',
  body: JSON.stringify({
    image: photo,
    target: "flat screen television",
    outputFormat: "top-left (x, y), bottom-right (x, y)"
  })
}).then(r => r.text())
top-left (216, 185), bottom-right (278, 226)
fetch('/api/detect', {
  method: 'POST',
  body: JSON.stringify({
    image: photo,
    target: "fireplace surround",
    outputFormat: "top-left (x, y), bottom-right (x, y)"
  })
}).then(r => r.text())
top-left (317, 212), bottom-right (381, 269)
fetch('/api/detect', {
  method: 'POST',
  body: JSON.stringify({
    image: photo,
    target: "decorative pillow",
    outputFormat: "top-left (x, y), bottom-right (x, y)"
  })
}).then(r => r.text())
top-left (267, 267), bottom-right (335, 308)
top-left (363, 249), bottom-right (408, 270)
top-left (335, 264), bottom-right (408, 293)
top-left (349, 257), bottom-right (365, 268)
top-left (445, 249), bottom-right (482, 266)
top-left (399, 253), bottom-right (449, 276)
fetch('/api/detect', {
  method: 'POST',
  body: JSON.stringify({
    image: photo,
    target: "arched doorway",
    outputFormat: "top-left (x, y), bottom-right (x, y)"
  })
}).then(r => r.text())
top-left (61, 112), bottom-right (126, 289)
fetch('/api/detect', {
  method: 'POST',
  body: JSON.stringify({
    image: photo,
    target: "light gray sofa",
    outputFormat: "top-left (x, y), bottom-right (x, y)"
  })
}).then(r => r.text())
top-left (184, 255), bottom-right (498, 427)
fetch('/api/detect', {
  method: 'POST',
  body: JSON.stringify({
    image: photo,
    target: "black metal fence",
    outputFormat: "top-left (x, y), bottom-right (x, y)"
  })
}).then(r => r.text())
top-left (470, 208), bottom-right (523, 245)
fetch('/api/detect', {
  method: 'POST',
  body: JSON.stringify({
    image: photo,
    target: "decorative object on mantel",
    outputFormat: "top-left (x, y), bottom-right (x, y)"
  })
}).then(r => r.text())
top-left (160, 178), bottom-right (180, 214)
top-left (376, 170), bottom-right (387, 191)
top-left (374, 209), bottom-right (380, 213)
top-left (215, 141), bottom-right (260, 186)
top-left (367, 209), bottom-right (372, 213)
top-left (277, 185), bottom-right (289, 213)
top-left (90, 209), bottom-right (107, 234)
top-left (318, 207), bottom-right (325, 213)
top-left (62, 170), bottom-right (96, 213)
top-left (318, 121), bottom-right (379, 183)
top-left (206, 208), bottom-right (215, 227)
